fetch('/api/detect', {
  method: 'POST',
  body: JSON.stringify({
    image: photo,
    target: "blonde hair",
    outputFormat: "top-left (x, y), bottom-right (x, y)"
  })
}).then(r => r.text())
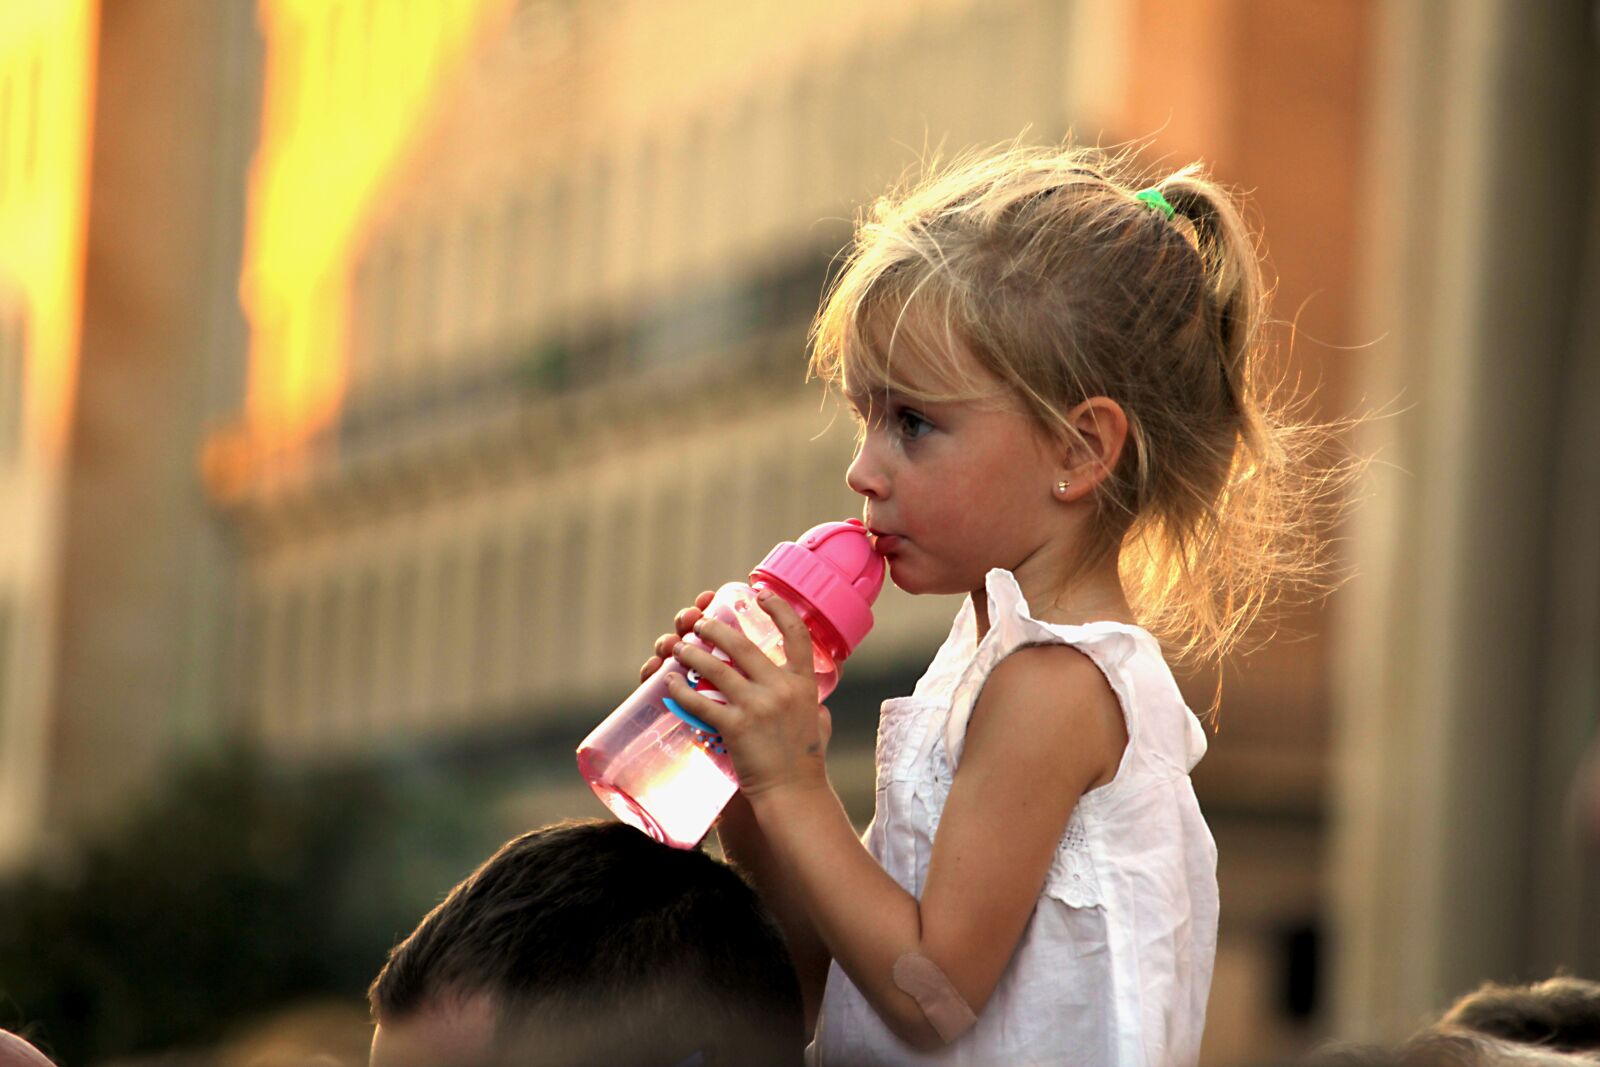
top-left (807, 139), bottom-right (1354, 665)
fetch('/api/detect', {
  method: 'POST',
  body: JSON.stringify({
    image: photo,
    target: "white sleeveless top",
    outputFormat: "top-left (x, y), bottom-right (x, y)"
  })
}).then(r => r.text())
top-left (808, 567), bottom-right (1218, 1067)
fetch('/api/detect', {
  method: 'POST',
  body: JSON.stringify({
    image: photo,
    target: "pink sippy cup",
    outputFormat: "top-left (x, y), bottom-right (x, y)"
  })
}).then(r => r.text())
top-left (576, 518), bottom-right (886, 848)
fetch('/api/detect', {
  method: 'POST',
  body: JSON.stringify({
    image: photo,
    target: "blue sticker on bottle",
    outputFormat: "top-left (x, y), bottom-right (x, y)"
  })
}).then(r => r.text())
top-left (664, 694), bottom-right (719, 735)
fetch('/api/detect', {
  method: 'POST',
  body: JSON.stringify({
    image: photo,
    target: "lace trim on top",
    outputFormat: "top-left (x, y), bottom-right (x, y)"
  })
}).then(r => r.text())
top-left (929, 568), bottom-right (1153, 909)
top-left (910, 725), bottom-right (1104, 909)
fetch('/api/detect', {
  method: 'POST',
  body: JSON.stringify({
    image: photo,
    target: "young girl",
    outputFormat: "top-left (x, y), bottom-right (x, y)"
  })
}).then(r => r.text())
top-left (640, 142), bottom-right (1339, 1066)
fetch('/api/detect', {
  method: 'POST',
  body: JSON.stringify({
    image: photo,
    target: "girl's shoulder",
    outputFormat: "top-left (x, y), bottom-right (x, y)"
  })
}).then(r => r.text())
top-left (941, 568), bottom-right (1208, 778)
top-left (962, 641), bottom-right (1130, 794)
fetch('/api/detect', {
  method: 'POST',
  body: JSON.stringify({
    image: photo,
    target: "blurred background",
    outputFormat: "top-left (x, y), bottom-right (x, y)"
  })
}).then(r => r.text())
top-left (0, 0), bottom-right (1596, 1064)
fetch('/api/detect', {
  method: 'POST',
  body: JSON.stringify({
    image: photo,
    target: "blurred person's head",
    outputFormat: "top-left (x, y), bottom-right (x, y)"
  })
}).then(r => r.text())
top-left (1292, 1033), bottom-right (1598, 1067)
top-left (1290, 977), bottom-right (1600, 1067)
top-left (367, 819), bottom-right (803, 1067)
top-left (0, 1031), bottom-right (55, 1067)
top-left (1438, 977), bottom-right (1600, 1055)
top-left (1395, 1028), bottom-right (1600, 1066)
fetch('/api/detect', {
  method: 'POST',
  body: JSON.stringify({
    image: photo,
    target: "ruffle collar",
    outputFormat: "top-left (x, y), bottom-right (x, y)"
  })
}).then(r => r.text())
top-left (941, 568), bottom-right (1155, 767)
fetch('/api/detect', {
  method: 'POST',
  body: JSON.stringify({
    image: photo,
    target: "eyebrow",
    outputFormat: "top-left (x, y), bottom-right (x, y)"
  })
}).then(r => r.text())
top-left (845, 387), bottom-right (910, 410)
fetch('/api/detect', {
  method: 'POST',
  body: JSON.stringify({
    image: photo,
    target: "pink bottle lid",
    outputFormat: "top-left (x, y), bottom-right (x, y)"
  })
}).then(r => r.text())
top-left (749, 518), bottom-right (887, 658)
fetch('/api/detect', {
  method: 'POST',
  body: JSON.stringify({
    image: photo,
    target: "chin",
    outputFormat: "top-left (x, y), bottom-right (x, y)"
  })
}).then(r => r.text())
top-left (884, 554), bottom-right (964, 597)
top-left (883, 554), bottom-right (922, 594)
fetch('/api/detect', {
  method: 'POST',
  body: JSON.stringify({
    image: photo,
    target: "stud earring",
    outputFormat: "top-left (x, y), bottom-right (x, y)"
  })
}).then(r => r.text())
top-left (1056, 479), bottom-right (1070, 494)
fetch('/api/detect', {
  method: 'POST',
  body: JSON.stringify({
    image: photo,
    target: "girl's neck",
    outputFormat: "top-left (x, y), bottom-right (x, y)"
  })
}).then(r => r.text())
top-left (972, 555), bottom-right (1136, 641)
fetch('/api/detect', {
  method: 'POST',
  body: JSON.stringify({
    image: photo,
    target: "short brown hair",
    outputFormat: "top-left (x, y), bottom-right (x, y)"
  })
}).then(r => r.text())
top-left (369, 820), bottom-right (803, 1066)
top-left (1439, 977), bottom-right (1600, 1054)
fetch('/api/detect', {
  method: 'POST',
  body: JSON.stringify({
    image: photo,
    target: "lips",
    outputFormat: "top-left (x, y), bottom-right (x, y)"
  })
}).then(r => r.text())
top-left (868, 528), bottom-right (903, 553)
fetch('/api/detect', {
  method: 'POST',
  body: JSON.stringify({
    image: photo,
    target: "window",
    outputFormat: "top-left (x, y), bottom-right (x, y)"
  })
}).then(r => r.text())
top-left (0, 596), bottom-right (13, 729)
top-left (439, 219), bottom-right (466, 356)
top-left (325, 1), bottom-right (350, 118)
top-left (316, 579), bottom-right (343, 733)
top-left (558, 513), bottom-right (587, 689)
top-left (497, 192), bottom-right (531, 335)
top-left (412, 227), bottom-right (443, 372)
top-left (375, 237), bottom-right (402, 380)
top-left (348, 252), bottom-right (373, 387)
top-left (0, 71), bottom-right (12, 202)
top-left (545, 176), bottom-right (572, 325)
top-left (434, 548), bottom-right (465, 716)
top-left (20, 53), bottom-right (41, 193)
top-left (472, 536), bottom-right (504, 710)
top-left (350, 569), bottom-right (380, 728)
top-left (607, 498), bottom-right (639, 651)
top-left (391, 561), bottom-right (420, 725)
top-left (0, 305), bottom-right (25, 464)
top-left (461, 211), bottom-right (489, 351)
top-left (515, 524), bottom-right (546, 698)
top-left (279, 588), bottom-right (307, 736)
top-left (590, 156), bottom-right (612, 297)
top-left (647, 488), bottom-right (679, 645)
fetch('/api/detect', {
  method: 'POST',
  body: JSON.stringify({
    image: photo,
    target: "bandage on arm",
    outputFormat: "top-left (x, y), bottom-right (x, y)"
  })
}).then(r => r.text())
top-left (892, 952), bottom-right (978, 1043)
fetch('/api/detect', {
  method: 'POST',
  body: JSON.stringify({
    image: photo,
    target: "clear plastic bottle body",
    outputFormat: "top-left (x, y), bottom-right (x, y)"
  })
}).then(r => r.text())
top-left (576, 581), bottom-right (843, 848)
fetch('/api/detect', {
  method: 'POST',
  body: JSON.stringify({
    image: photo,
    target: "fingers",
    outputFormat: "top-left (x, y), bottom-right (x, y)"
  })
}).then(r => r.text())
top-left (663, 667), bottom-right (732, 734)
top-left (754, 591), bottom-right (816, 677)
top-left (643, 630), bottom-right (681, 682)
top-left (676, 591), bottom-right (716, 629)
top-left (671, 638), bottom-right (755, 715)
top-left (688, 613), bottom-right (780, 686)
top-left (640, 591), bottom-right (725, 683)
top-left (648, 591), bottom-right (713, 681)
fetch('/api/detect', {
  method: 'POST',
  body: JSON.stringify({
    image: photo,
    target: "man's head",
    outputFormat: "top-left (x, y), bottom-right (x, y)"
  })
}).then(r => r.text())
top-left (0, 1030), bottom-right (55, 1067)
top-left (1296, 977), bottom-right (1600, 1067)
top-left (1438, 977), bottom-right (1600, 1056)
top-left (368, 820), bottom-right (803, 1067)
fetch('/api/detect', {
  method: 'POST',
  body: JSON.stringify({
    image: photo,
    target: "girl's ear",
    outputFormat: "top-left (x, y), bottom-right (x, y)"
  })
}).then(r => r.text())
top-left (1056, 397), bottom-right (1128, 499)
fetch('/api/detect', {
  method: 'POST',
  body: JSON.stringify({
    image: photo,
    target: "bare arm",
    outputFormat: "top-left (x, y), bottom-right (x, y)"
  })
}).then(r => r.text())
top-left (746, 644), bottom-right (1127, 1050)
top-left (717, 792), bottom-right (833, 1035)
top-left (641, 592), bottom-right (832, 1033)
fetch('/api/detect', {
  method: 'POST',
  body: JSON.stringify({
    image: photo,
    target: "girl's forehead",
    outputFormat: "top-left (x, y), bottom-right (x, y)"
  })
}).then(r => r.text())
top-left (839, 297), bottom-right (1014, 409)
top-left (842, 324), bottom-right (985, 401)
top-left (841, 351), bottom-right (1009, 412)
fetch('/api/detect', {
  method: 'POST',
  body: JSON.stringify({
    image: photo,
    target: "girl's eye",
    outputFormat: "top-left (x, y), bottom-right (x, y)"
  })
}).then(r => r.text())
top-left (896, 410), bottom-right (931, 440)
top-left (846, 405), bottom-right (931, 442)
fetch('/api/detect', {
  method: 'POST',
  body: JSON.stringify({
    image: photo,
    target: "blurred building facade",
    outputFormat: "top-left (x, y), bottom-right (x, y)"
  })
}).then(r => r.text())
top-left (44, 0), bottom-right (263, 838)
top-left (2, 0), bottom-right (1595, 1062)
top-left (1329, 0), bottom-right (1600, 1040)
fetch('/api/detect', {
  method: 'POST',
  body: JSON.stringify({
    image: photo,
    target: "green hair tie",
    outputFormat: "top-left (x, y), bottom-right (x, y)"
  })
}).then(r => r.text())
top-left (1135, 186), bottom-right (1176, 220)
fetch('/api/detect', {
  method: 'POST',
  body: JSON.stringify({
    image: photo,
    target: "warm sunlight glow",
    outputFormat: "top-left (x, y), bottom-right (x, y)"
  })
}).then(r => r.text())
top-left (0, 1), bottom-right (98, 459)
top-left (224, 0), bottom-right (512, 490)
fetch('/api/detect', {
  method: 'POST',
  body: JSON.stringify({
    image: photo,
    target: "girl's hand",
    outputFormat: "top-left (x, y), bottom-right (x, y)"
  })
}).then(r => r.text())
top-left (664, 591), bottom-right (832, 798)
top-left (639, 589), bottom-right (716, 683)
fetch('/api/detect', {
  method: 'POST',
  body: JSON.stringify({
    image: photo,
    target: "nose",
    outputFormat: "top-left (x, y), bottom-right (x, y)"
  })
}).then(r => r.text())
top-left (845, 437), bottom-right (888, 499)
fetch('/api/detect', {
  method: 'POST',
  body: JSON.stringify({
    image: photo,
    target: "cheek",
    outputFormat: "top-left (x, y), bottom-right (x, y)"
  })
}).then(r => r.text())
top-left (921, 467), bottom-right (1011, 530)
top-left (917, 468), bottom-right (1041, 565)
